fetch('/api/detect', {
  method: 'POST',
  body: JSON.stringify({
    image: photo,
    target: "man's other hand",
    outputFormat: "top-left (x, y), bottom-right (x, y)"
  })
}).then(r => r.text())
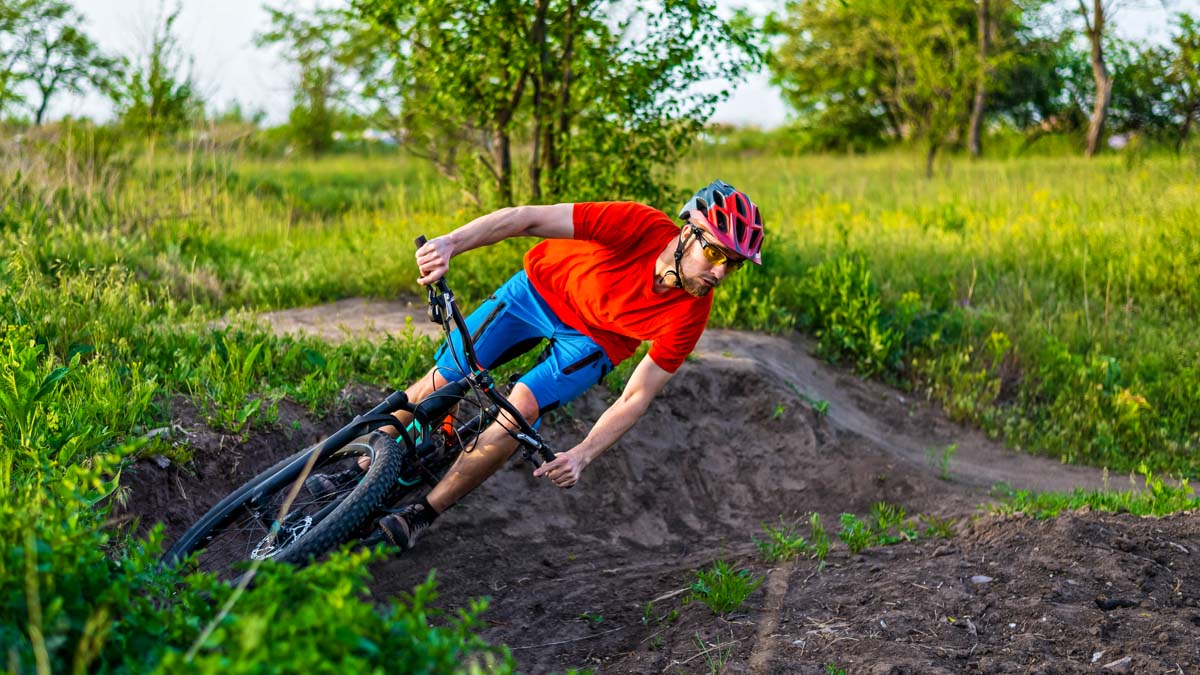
top-left (533, 450), bottom-right (586, 488)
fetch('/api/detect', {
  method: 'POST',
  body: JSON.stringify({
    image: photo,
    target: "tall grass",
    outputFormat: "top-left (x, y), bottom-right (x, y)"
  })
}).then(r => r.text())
top-left (682, 151), bottom-right (1200, 474)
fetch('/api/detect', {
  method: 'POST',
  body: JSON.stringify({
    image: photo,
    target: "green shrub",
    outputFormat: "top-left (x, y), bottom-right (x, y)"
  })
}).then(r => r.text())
top-left (837, 513), bottom-right (873, 553)
top-left (688, 559), bottom-right (764, 616)
top-left (0, 322), bottom-right (507, 673)
top-left (795, 254), bottom-right (904, 377)
top-left (808, 513), bottom-right (830, 564)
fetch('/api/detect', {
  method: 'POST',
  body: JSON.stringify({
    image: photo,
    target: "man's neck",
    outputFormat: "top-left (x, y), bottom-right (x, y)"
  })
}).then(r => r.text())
top-left (652, 238), bottom-right (680, 294)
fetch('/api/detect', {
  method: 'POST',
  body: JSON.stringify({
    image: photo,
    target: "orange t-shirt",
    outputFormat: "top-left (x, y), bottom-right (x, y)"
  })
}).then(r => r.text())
top-left (524, 201), bottom-right (712, 373)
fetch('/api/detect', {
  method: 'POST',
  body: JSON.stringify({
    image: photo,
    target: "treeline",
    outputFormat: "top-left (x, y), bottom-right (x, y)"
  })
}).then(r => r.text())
top-left (0, 0), bottom-right (763, 206)
top-left (766, 0), bottom-right (1200, 173)
top-left (3, 1), bottom-right (1197, 194)
top-left (0, 1), bottom-right (202, 134)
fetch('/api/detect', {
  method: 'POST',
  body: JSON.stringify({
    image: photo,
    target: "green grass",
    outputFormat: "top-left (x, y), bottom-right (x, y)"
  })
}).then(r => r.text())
top-left (685, 151), bottom-right (1200, 476)
top-left (0, 131), bottom-right (507, 671)
top-left (926, 443), bottom-right (959, 481)
top-left (11, 134), bottom-right (1200, 476)
top-left (992, 467), bottom-right (1200, 519)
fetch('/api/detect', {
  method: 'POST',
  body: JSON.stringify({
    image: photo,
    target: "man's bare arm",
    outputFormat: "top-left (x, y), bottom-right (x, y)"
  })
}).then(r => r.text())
top-left (534, 353), bottom-right (674, 488)
top-left (416, 203), bottom-right (574, 285)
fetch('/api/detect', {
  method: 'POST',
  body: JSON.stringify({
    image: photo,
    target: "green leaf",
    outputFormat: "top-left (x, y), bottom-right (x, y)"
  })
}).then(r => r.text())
top-left (34, 366), bottom-right (70, 402)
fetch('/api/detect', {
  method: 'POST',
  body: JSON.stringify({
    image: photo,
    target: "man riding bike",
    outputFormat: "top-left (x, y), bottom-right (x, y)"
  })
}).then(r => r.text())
top-left (313, 180), bottom-right (764, 551)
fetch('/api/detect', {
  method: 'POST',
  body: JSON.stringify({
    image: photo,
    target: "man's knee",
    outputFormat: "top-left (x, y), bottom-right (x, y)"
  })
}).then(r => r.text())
top-left (405, 366), bottom-right (449, 403)
top-left (506, 382), bottom-right (542, 425)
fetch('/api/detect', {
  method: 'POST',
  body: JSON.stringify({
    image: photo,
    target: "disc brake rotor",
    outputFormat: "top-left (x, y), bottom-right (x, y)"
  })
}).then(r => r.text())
top-left (250, 515), bottom-right (313, 560)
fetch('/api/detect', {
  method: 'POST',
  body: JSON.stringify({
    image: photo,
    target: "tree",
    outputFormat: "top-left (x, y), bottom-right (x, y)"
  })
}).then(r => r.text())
top-left (769, 0), bottom-right (981, 175)
top-left (354, 0), bottom-right (760, 206)
top-left (967, 0), bottom-right (993, 157)
top-left (108, 4), bottom-right (201, 138)
top-left (985, 31), bottom-right (1094, 149)
top-left (257, 6), bottom-right (352, 155)
top-left (766, 0), bottom-right (902, 151)
top-left (0, 0), bottom-right (36, 117)
top-left (964, 0), bottom-right (1036, 155)
top-left (1106, 39), bottom-right (1176, 139)
top-left (1077, 0), bottom-right (1115, 157)
top-left (18, 0), bottom-right (117, 125)
top-left (1165, 13), bottom-right (1200, 150)
top-left (895, 2), bottom-right (981, 176)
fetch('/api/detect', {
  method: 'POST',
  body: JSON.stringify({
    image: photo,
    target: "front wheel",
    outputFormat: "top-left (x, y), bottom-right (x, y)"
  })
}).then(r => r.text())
top-left (163, 431), bottom-right (404, 578)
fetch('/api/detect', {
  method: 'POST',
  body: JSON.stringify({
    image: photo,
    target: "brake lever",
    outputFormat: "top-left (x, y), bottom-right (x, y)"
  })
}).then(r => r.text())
top-left (426, 285), bottom-right (445, 325)
top-left (516, 433), bottom-right (573, 489)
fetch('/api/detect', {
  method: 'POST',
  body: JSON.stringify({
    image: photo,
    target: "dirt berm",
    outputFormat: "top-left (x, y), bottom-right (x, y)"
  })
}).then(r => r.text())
top-left (122, 301), bottom-right (1200, 674)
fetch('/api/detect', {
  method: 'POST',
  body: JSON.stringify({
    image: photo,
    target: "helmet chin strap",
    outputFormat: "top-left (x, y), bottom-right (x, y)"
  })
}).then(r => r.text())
top-left (662, 229), bottom-right (690, 289)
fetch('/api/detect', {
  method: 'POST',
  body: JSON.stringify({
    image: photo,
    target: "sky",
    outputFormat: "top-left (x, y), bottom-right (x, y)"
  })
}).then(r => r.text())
top-left (53, 0), bottom-right (1200, 129)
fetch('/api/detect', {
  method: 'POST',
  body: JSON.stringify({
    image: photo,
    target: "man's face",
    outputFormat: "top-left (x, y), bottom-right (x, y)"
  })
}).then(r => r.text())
top-left (679, 211), bottom-right (747, 298)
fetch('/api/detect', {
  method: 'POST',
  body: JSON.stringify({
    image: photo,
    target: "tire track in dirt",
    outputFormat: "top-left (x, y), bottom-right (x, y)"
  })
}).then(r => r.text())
top-left (747, 560), bottom-right (796, 673)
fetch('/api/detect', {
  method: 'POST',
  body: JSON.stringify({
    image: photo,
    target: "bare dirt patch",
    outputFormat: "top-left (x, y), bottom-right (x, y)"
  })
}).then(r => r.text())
top-left (119, 300), bottom-right (1199, 674)
top-left (212, 297), bottom-right (442, 342)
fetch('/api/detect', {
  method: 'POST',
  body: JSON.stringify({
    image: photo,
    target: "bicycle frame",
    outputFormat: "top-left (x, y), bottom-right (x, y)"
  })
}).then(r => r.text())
top-left (414, 234), bottom-right (558, 468)
top-left (272, 235), bottom-right (557, 502)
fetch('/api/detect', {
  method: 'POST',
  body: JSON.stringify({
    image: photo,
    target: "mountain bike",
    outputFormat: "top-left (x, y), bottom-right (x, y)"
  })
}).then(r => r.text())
top-left (162, 236), bottom-right (559, 576)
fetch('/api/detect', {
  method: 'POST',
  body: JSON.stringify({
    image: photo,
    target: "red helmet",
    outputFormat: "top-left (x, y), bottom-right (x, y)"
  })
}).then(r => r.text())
top-left (679, 180), bottom-right (764, 265)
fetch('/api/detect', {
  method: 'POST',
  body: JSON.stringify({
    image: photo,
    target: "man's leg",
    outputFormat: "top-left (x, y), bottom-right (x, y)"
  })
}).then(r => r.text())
top-left (423, 382), bottom-right (540, 512)
top-left (376, 382), bottom-right (539, 549)
top-left (381, 365), bottom-right (450, 438)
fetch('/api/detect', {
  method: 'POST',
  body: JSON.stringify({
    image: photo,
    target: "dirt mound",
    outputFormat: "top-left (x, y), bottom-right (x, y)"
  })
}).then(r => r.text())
top-left (119, 301), bottom-right (1197, 673)
top-left (602, 511), bottom-right (1200, 674)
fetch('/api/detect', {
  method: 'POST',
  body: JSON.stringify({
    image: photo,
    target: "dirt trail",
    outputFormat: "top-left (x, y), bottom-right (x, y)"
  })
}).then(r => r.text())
top-left (120, 299), bottom-right (1198, 674)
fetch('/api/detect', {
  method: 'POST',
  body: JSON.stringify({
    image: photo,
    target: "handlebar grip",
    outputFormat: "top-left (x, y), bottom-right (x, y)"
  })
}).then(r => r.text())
top-left (415, 235), bottom-right (427, 247)
top-left (527, 445), bottom-right (573, 489)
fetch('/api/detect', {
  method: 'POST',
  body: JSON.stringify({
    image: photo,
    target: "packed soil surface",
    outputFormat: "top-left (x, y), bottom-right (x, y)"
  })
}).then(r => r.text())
top-left (119, 299), bottom-right (1200, 674)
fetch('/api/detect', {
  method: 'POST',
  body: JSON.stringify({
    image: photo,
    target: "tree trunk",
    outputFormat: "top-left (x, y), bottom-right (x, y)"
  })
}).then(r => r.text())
top-left (1082, 0), bottom-right (1111, 158)
top-left (528, 0), bottom-right (550, 201)
top-left (967, 0), bottom-right (991, 158)
top-left (35, 93), bottom-right (50, 125)
top-left (926, 142), bottom-right (938, 178)
top-left (1177, 107), bottom-right (1195, 153)
top-left (494, 129), bottom-right (513, 206)
top-left (548, 1), bottom-right (576, 197)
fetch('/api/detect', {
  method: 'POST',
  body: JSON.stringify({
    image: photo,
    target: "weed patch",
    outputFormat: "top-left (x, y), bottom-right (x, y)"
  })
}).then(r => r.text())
top-left (753, 518), bottom-right (811, 562)
top-left (687, 559), bottom-right (764, 616)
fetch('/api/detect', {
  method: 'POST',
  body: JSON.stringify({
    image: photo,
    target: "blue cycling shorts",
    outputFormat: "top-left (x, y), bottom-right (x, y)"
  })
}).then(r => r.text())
top-left (434, 271), bottom-right (614, 421)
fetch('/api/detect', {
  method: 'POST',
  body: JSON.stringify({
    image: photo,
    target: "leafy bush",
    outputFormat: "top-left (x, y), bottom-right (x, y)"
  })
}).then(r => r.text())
top-left (795, 254), bottom-right (904, 377)
top-left (0, 323), bottom-right (507, 673)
